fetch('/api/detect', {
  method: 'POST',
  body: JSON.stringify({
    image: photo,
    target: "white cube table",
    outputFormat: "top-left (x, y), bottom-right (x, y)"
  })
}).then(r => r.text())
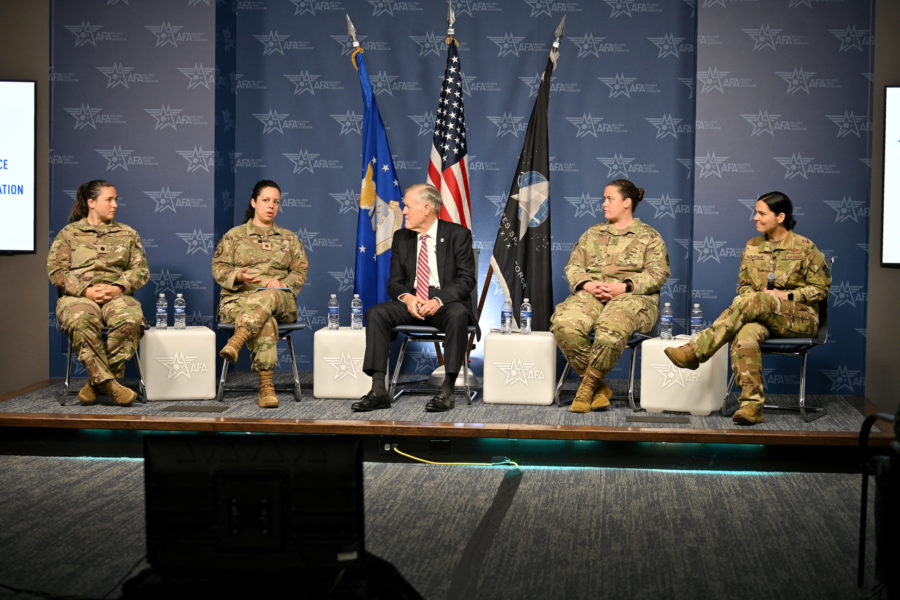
top-left (483, 331), bottom-right (556, 405)
top-left (313, 327), bottom-right (372, 399)
top-left (639, 336), bottom-right (727, 416)
top-left (139, 326), bottom-right (216, 401)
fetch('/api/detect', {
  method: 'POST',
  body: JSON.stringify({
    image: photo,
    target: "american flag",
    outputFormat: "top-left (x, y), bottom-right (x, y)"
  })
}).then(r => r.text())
top-left (427, 38), bottom-right (471, 229)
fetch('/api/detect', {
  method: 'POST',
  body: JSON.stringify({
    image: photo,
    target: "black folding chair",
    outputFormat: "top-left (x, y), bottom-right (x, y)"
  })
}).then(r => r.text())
top-left (215, 322), bottom-right (306, 402)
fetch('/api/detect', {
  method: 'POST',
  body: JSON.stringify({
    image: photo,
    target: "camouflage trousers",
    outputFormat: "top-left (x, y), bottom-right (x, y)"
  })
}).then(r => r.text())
top-left (690, 292), bottom-right (819, 407)
top-left (57, 294), bottom-right (145, 384)
top-left (218, 289), bottom-right (297, 371)
top-left (550, 290), bottom-right (657, 377)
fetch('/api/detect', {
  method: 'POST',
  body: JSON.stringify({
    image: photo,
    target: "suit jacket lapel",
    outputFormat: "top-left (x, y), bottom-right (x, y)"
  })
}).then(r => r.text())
top-left (435, 220), bottom-right (449, 282)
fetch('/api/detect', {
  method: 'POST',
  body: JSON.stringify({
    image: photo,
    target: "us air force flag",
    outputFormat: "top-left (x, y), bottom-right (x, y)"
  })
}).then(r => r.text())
top-left (490, 52), bottom-right (557, 332)
top-left (353, 49), bottom-right (404, 314)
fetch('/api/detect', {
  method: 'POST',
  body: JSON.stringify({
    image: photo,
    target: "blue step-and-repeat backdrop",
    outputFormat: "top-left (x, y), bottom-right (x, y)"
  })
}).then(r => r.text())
top-left (48, 0), bottom-right (873, 396)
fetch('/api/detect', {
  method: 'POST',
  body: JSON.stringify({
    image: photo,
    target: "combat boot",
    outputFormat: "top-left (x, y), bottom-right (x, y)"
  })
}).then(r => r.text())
top-left (257, 371), bottom-right (278, 408)
top-left (77, 382), bottom-right (98, 405)
top-left (220, 326), bottom-right (252, 363)
top-left (664, 344), bottom-right (700, 370)
top-left (591, 381), bottom-right (612, 411)
top-left (571, 367), bottom-right (603, 413)
top-left (732, 403), bottom-right (764, 425)
top-left (97, 379), bottom-right (137, 406)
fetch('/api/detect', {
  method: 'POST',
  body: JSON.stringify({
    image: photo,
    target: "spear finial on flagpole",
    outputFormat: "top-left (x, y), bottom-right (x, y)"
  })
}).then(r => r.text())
top-left (446, 0), bottom-right (456, 43)
top-left (552, 14), bottom-right (566, 50)
top-left (347, 14), bottom-right (363, 68)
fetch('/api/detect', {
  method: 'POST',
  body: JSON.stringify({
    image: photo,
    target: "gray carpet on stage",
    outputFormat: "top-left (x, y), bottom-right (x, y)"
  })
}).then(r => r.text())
top-left (0, 455), bottom-right (881, 599)
top-left (0, 372), bottom-right (869, 433)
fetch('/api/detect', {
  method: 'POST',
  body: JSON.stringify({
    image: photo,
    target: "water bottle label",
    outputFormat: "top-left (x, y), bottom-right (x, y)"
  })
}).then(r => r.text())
top-left (175, 308), bottom-right (185, 315)
top-left (521, 310), bottom-right (532, 320)
top-left (328, 307), bottom-right (339, 315)
top-left (690, 317), bottom-right (702, 326)
top-left (501, 310), bottom-right (512, 320)
top-left (157, 307), bottom-right (166, 315)
top-left (661, 315), bottom-right (672, 324)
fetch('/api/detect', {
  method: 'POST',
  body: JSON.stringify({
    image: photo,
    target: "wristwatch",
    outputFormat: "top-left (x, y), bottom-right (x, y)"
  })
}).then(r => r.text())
top-left (624, 280), bottom-right (633, 293)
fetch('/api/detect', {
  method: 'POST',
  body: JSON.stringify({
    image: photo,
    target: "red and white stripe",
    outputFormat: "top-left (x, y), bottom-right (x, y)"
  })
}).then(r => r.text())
top-left (415, 234), bottom-right (430, 301)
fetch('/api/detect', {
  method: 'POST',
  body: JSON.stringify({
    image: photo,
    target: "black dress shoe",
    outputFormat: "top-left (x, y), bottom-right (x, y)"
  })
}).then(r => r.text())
top-left (351, 391), bottom-right (391, 412)
top-left (425, 389), bottom-right (455, 412)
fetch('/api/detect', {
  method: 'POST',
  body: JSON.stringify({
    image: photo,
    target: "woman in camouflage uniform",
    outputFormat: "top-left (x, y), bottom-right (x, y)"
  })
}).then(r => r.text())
top-left (48, 179), bottom-right (149, 406)
top-left (665, 191), bottom-right (831, 425)
top-left (212, 180), bottom-right (308, 408)
top-left (550, 179), bottom-right (670, 413)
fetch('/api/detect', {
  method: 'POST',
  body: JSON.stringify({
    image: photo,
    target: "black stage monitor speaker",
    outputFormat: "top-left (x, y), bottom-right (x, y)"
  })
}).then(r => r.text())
top-left (143, 434), bottom-right (364, 581)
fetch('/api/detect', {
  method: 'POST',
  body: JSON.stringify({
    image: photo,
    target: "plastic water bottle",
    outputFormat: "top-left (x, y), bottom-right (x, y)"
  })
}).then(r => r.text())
top-left (155, 293), bottom-right (167, 330)
top-left (350, 294), bottom-right (363, 330)
top-left (690, 303), bottom-right (704, 337)
top-left (500, 299), bottom-right (512, 334)
top-left (327, 294), bottom-right (340, 330)
top-left (660, 302), bottom-right (673, 340)
top-left (173, 293), bottom-right (186, 329)
top-left (519, 298), bottom-right (532, 335)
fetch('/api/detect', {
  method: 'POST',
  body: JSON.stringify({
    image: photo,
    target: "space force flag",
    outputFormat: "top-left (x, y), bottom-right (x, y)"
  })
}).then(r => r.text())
top-left (489, 28), bottom-right (562, 332)
top-left (351, 36), bottom-right (404, 313)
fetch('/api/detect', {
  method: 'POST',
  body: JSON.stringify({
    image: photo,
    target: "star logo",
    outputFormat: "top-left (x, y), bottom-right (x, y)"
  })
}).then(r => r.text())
top-left (831, 280), bottom-right (863, 308)
top-left (774, 153), bottom-right (814, 180)
top-left (65, 21), bottom-right (103, 47)
top-left (828, 25), bottom-right (868, 52)
top-left (660, 277), bottom-right (680, 300)
top-left (674, 238), bottom-right (691, 260)
top-left (597, 153), bottom-right (634, 179)
top-left (64, 104), bottom-right (103, 130)
top-left (495, 359), bottom-right (537, 386)
top-left (177, 147), bottom-right (215, 172)
top-left (97, 63), bottom-right (135, 89)
top-left (370, 71), bottom-right (398, 96)
top-left (742, 24), bottom-right (781, 51)
top-left (693, 236), bottom-right (728, 263)
top-left (329, 189), bottom-right (360, 214)
top-left (821, 365), bottom-right (861, 393)
top-left (177, 64), bottom-right (215, 89)
top-left (652, 362), bottom-right (689, 389)
top-left (676, 158), bottom-right (693, 179)
top-left (565, 193), bottom-right (601, 219)
top-left (284, 71), bottom-right (321, 95)
top-left (328, 267), bottom-right (355, 292)
top-left (145, 21), bottom-right (183, 48)
top-left (487, 113), bottom-right (526, 137)
top-left (776, 67), bottom-right (813, 94)
top-left (697, 67), bottom-right (728, 94)
top-left (151, 269), bottom-right (183, 296)
top-left (647, 34), bottom-right (684, 58)
top-left (525, 0), bottom-right (554, 17)
top-left (176, 229), bottom-right (215, 255)
top-left (826, 111), bottom-right (867, 138)
top-left (824, 196), bottom-right (865, 223)
top-left (409, 32), bottom-right (444, 57)
top-left (569, 33), bottom-right (604, 58)
top-left (328, 110), bottom-right (362, 136)
top-left (409, 350), bottom-right (438, 373)
top-left (604, 0), bottom-right (633, 18)
top-left (284, 149), bottom-right (319, 174)
top-left (145, 105), bottom-right (183, 131)
top-left (488, 32), bottom-right (525, 58)
top-left (409, 112), bottom-right (436, 136)
top-left (290, 0), bottom-right (317, 16)
top-left (295, 227), bottom-right (320, 252)
top-left (646, 114), bottom-right (683, 139)
top-left (331, 34), bottom-right (369, 56)
top-left (156, 352), bottom-right (198, 380)
top-left (566, 113), bottom-right (605, 138)
top-left (486, 192), bottom-right (509, 217)
top-left (599, 73), bottom-right (636, 98)
top-left (253, 109), bottom-right (288, 134)
top-left (145, 187), bottom-right (182, 214)
top-left (369, 0), bottom-right (396, 16)
top-left (254, 31), bottom-right (290, 56)
top-left (96, 145), bottom-right (133, 171)
top-left (518, 73), bottom-right (545, 98)
top-left (678, 77), bottom-right (695, 98)
top-left (646, 194), bottom-right (681, 220)
top-left (694, 152), bottom-right (727, 179)
top-left (740, 110), bottom-right (778, 136)
top-left (296, 306), bottom-right (321, 328)
top-left (737, 198), bottom-right (758, 221)
top-left (323, 353), bottom-right (363, 380)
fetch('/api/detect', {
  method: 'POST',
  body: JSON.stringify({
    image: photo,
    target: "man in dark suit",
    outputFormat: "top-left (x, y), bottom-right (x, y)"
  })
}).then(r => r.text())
top-left (352, 183), bottom-right (479, 413)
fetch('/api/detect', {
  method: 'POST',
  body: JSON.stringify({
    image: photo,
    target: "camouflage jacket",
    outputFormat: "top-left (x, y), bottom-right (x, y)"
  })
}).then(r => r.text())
top-left (212, 221), bottom-right (309, 302)
top-left (564, 219), bottom-right (670, 296)
top-left (47, 218), bottom-right (149, 297)
top-left (737, 232), bottom-right (830, 306)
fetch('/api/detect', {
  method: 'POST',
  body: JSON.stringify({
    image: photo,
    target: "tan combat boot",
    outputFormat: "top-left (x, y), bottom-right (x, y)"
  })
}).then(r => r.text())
top-left (591, 381), bottom-right (613, 411)
top-left (97, 379), bottom-right (137, 406)
top-left (664, 344), bottom-right (700, 370)
top-left (220, 326), bottom-right (252, 363)
top-left (77, 382), bottom-right (98, 405)
top-left (257, 371), bottom-right (278, 408)
top-left (571, 367), bottom-right (603, 413)
top-left (732, 403), bottom-right (764, 425)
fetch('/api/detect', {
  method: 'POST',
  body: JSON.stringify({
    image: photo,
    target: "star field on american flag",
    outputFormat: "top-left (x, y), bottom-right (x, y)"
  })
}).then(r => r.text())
top-left (427, 38), bottom-right (471, 228)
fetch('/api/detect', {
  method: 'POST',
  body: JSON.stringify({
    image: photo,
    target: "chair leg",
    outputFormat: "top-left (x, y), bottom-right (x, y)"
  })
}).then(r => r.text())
top-left (60, 339), bottom-right (73, 406)
top-left (555, 361), bottom-right (571, 407)
top-left (390, 338), bottom-right (410, 400)
top-left (133, 348), bottom-right (146, 403)
top-left (721, 372), bottom-right (737, 417)
top-left (463, 358), bottom-right (473, 405)
top-left (627, 344), bottom-right (640, 412)
top-left (797, 352), bottom-right (826, 422)
top-left (284, 334), bottom-right (302, 402)
top-left (216, 359), bottom-right (229, 403)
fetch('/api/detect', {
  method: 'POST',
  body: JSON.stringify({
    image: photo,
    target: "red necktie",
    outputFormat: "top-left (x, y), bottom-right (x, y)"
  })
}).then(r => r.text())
top-left (416, 234), bottom-right (430, 301)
